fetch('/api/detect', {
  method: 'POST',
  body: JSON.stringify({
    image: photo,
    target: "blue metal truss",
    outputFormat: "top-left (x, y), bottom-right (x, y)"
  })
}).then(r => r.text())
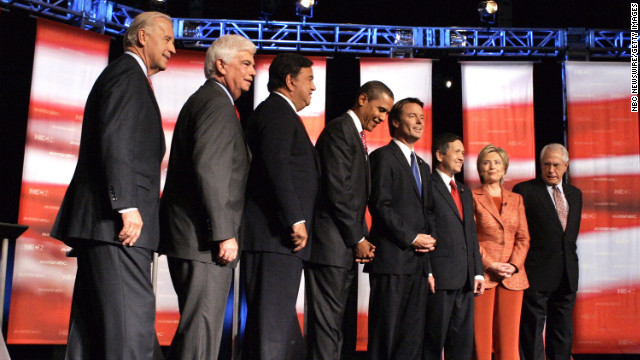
top-left (1, 0), bottom-right (633, 58)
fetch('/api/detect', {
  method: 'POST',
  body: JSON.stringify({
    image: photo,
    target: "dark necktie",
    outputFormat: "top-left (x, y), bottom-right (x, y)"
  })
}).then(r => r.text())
top-left (411, 152), bottom-right (422, 197)
top-left (360, 130), bottom-right (368, 154)
top-left (553, 185), bottom-right (568, 230)
top-left (450, 179), bottom-right (464, 220)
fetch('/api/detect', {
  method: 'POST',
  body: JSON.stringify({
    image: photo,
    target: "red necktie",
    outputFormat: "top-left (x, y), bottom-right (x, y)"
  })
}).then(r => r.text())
top-left (360, 130), bottom-right (368, 154)
top-left (234, 105), bottom-right (241, 121)
top-left (147, 77), bottom-right (154, 91)
top-left (450, 179), bottom-right (463, 220)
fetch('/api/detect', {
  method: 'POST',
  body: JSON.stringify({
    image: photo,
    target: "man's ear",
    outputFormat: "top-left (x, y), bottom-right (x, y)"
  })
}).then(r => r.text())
top-left (285, 73), bottom-right (296, 92)
top-left (435, 150), bottom-right (444, 162)
top-left (357, 93), bottom-right (368, 107)
top-left (137, 28), bottom-right (148, 47)
top-left (215, 58), bottom-right (226, 76)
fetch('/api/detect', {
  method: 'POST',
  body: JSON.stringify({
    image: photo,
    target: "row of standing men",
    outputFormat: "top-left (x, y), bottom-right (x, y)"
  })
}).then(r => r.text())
top-left (51, 11), bottom-right (582, 360)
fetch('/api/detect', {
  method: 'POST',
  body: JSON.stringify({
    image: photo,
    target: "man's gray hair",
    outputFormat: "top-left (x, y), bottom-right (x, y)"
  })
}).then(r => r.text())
top-left (123, 11), bottom-right (172, 49)
top-left (540, 143), bottom-right (569, 163)
top-left (204, 35), bottom-right (257, 79)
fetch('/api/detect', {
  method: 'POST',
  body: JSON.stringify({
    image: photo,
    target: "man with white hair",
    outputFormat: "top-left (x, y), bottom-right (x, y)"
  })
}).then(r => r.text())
top-left (51, 11), bottom-right (175, 360)
top-left (513, 143), bottom-right (583, 360)
top-left (159, 34), bottom-right (256, 360)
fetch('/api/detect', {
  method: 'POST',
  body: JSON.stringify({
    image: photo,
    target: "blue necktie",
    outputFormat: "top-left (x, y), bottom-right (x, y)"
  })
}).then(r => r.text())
top-left (411, 151), bottom-right (422, 197)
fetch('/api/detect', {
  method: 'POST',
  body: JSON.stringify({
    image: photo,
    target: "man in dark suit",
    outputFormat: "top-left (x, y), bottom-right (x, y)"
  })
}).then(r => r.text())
top-left (159, 34), bottom-right (255, 360)
top-left (241, 53), bottom-right (321, 360)
top-left (366, 98), bottom-right (437, 360)
top-left (50, 12), bottom-right (175, 360)
top-left (424, 133), bottom-right (484, 360)
top-left (305, 81), bottom-right (393, 360)
top-left (514, 143), bottom-right (582, 360)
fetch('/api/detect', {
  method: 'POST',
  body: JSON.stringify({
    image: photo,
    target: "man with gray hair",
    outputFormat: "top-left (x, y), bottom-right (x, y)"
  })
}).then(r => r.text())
top-left (513, 143), bottom-right (582, 360)
top-left (159, 34), bottom-right (256, 360)
top-left (51, 11), bottom-right (175, 360)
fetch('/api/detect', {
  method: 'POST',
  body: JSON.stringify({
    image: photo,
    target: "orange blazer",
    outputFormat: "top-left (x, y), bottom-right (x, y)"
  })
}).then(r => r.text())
top-left (472, 186), bottom-right (530, 290)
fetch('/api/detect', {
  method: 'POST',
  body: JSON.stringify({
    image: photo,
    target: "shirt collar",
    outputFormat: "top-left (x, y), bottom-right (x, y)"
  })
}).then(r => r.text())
top-left (546, 181), bottom-right (564, 194)
top-left (125, 51), bottom-right (148, 77)
top-left (392, 138), bottom-right (414, 165)
top-left (436, 168), bottom-right (455, 187)
top-left (214, 81), bottom-right (234, 105)
top-left (346, 110), bottom-right (364, 133)
top-left (273, 91), bottom-right (298, 113)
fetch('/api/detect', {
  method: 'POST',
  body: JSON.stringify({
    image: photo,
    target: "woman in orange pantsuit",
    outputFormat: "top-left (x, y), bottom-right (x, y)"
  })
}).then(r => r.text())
top-left (472, 145), bottom-right (530, 360)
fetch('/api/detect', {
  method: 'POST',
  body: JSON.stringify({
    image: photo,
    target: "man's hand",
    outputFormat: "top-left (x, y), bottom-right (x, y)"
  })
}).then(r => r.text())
top-left (413, 234), bottom-right (436, 253)
top-left (428, 275), bottom-right (436, 293)
top-left (119, 210), bottom-right (143, 246)
top-left (353, 240), bottom-right (376, 263)
top-left (291, 222), bottom-right (308, 252)
top-left (474, 278), bottom-right (485, 296)
top-left (217, 238), bottom-right (238, 265)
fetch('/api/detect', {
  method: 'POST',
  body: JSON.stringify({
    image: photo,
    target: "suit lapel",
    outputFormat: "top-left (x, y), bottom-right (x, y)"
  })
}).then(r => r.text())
top-left (564, 184), bottom-right (580, 230)
top-left (342, 113), bottom-right (370, 195)
top-left (473, 187), bottom-right (503, 227)
top-left (343, 114), bottom-right (368, 161)
top-left (535, 179), bottom-right (565, 231)
top-left (432, 172), bottom-right (462, 222)
top-left (418, 157), bottom-right (430, 204)
top-left (389, 141), bottom-right (422, 201)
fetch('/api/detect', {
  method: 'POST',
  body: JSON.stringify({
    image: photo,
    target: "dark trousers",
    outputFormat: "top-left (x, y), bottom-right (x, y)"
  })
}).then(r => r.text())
top-left (65, 241), bottom-right (156, 360)
top-left (304, 263), bottom-right (356, 360)
top-left (423, 287), bottom-right (474, 360)
top-left (519, 284), bottom-right (576, 360)
top-left (368, 272), bottom-right (429, 360)
top-left (241, 251), bottom-right (305, 360)
top-left (165, 257), bottom-right (233, 360)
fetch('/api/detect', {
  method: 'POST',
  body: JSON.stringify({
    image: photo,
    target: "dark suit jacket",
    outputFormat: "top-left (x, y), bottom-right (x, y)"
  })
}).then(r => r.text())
top-left (430, 172), bottom-right (483, 290)
top-left (51, 54), bottom-right (165, 250)
top-left (512, 178), bottom-right (582, 292)
top-left (472, 186), bottom-right (530, 290)
top-left (365, 141), bottom-right (434, 275)
top-left (241, 93), bottom-right (320, 261)
top-left (159, 80), bottom-right (251, 265)
top-left (309, 113), bottom-right (369, 269)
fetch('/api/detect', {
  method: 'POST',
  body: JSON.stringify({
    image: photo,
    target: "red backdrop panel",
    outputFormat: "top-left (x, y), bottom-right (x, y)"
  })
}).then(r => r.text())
top-left (8, 18), bottom-right (110, 344)
top-left (566, 61), bottom-right (640, 354)
top-left (461, 62), bottom-right (536, 191)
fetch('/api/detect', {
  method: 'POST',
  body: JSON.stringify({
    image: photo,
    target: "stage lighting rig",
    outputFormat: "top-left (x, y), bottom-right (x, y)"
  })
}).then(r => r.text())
top-left (478, 0), bottom-right (498, 25)
top-left (296, 0), bottom-right (316, 22)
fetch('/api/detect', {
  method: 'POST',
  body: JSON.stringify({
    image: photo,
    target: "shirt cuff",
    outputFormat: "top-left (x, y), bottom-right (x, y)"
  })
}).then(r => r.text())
top-left (293, 220), bottom-right (305, 226)
top-left (474, 275), bottom-right (485, 281)
top-left (118, 208), bottom-right (138, 213)
top-left (358, 237), bottom-right (365, 243)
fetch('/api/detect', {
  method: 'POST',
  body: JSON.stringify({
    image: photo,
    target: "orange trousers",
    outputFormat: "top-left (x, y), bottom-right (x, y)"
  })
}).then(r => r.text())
top-left (473, 285), bottom-right (524, 360)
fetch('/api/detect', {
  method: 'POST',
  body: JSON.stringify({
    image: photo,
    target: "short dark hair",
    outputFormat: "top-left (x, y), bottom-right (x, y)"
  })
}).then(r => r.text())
top-left (267, 53), bottom-right (313, 92)
top-left (388, 97), bottom-right (424, 138)
top-left (355, 81), bottom-right (394, 105)
top-left (432, 133), bottom-right (462, 165)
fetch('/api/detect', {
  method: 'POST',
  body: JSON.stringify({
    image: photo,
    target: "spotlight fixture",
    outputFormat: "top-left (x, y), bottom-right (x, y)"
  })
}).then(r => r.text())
top-left (149, 0), bottom-right (167, 12)
top-left (296, 0), bottom-right (316, 21)
top-left (477, 1), bottom-right (498, 25)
